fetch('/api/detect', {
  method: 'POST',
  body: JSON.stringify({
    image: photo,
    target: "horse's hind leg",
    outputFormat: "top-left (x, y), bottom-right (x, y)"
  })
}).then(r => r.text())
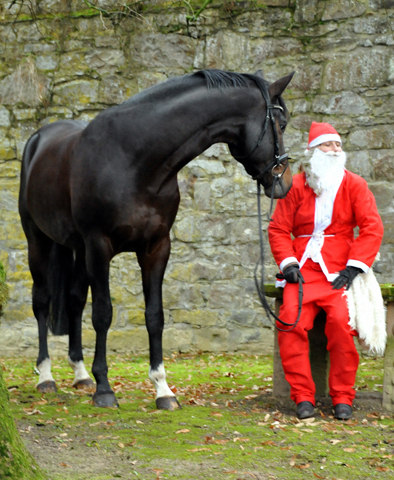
top-left (137, 235), bottom-right (180, 410)
top-left (27, 233), bottom-right (57, 393)
top-left (67, 248), bottom-right (94, 389)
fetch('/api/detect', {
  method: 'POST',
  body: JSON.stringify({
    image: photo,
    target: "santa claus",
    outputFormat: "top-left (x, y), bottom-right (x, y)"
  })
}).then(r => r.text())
top-left (268, 121), bottom-right (384, 420)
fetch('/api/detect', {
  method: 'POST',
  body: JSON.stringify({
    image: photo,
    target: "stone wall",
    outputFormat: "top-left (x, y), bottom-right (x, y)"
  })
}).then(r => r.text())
top-left (0, 0), bottom-right (393, 357)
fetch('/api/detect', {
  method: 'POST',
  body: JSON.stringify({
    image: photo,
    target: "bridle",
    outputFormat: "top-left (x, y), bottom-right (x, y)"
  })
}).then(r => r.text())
top-left (235, 75), bottom-right (303, 332)
top-left (233, 75), bottom-right (290, 219)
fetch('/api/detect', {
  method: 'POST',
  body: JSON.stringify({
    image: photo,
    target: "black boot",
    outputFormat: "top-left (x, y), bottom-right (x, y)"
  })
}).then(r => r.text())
top-left (296, 401), bottom-right (314, 419)
top-left (334, 403), bottom-right (352, 420)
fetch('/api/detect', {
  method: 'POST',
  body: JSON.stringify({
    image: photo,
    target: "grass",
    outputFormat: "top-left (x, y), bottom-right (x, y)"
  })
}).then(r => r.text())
top-left (1, 353), bottom-right (393, 480)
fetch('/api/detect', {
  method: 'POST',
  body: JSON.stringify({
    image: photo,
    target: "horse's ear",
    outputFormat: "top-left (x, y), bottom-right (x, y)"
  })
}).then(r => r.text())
top-left (254, 70), bottom-right (265, 79)
top-left (268, 71), bottom-right (295, 100)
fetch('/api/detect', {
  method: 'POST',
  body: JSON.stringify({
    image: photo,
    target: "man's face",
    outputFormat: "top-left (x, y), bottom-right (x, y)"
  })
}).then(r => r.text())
top-left (317, 141), bottom-right (342, 153)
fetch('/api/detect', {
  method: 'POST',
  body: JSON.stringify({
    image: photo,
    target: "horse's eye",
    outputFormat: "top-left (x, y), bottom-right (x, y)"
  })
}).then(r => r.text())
top-left (280, 124), bottom-right (286, 132)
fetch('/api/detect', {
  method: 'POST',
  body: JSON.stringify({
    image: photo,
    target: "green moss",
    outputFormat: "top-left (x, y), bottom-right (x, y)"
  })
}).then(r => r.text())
top-left (0, 261), bottom-right (8, 317)
top-left (0, 368), bottom-right (47, 479)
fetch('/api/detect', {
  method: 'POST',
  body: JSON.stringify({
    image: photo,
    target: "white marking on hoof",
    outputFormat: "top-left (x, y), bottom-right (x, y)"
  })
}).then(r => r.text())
top-left (149, 363), bottom-right (175, 399)
top-left (36, 358), bottom-right (55, 387)
top-left (68, 356), bottom-right (92, 387)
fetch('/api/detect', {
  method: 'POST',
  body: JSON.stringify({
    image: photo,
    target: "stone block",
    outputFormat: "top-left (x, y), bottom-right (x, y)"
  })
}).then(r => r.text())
top-left (173, 216), bottom-right (202, 243)
top-left (0, 106), bottom-right (11, 127)
top-left (107, 328), bottom-right (149, 355)
top-left (35, 54), bottom-right (59, 71)
top-left (162, 325), bottom-right (193, 354)
top-left (53, 79), bottom-right (100, 108)
top-left (194, 327), bottom-right (229, 352)
top-left (193, 182), bottom-right (211, 211)
top-left (371, 150), bottom-right (394, 182)
top-left (130, 33), bottom-right (196, 72)
top-left (345, 150), bottom-right (372, 180)
top-left (85, 49), bottom-right (126, 74)
top-left (312, 92), bottom-right (369, 115)
top-left (171, 309), bottom-right (218, 326)
top-left (287, 64), bottom-right (322, 94)
top-left (293, 0), bottom-right (322, 24)
top-left (205, 31), bottom-right (249, 71)
top-left (323, 60), bottom-right (349, 91)
top-left (353, 126), bottom-right (394, 150)
top-left (348, 49), bottom-right (392, 88)
top-left (98, 76), bottom-right (139, 105)
top-left (207, 283), bottom-right (245, 309)
top-left (322, 0), bottom-right (366, 21)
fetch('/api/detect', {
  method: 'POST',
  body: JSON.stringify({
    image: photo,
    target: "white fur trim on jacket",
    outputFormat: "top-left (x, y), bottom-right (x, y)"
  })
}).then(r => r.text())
top-left (345, 266), bottom-right (386, 356)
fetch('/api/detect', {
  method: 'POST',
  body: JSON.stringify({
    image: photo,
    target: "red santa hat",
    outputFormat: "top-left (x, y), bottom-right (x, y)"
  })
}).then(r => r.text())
top-left (307, 121), bottom-right (341, 149)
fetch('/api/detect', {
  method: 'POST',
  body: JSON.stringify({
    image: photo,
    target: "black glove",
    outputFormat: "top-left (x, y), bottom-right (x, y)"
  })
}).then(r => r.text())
top-left (331, 266), bottom-right (363, 290)
top-left (281, 264), bottom-right (305, 284)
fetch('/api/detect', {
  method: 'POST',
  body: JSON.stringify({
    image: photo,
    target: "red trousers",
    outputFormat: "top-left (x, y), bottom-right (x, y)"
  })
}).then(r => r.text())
top-left (277, 259), bottom-right (359, 406)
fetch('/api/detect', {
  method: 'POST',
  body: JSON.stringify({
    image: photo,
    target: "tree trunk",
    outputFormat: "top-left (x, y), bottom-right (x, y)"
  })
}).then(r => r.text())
top-left (0, 262), bottom-right (47, 479)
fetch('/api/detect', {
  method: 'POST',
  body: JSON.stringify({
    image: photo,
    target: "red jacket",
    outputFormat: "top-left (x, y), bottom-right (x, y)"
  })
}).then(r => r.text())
top-left (268, 171), bottom-right (384, 274)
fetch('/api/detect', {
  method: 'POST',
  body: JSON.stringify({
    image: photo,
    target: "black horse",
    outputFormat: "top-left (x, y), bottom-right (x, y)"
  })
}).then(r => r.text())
top-left (19, 69), bottom-right (294, 409)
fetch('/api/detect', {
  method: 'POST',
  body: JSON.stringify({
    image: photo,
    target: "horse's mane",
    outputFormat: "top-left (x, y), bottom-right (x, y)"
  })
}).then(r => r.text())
top-left (192, 70), bottom-right (286, 113)
top-left (195, 69), bottom-right (249, 89)
top-left (114, 69), bottom-right (286, 114)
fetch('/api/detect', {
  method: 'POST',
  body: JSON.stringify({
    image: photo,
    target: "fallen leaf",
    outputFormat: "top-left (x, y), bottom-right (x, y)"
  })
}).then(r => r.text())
top-left (313, 473), bottom-right (325, 479)
top-left (23, 408), bottom-right (44, 416)
top-left (187, 447), bottom-right (211, 452)
top-left (175, 429), bottom-right (190, 434)
top-left (118, 442), bottom-right (125, 449)
top-left (343, 447), bottom-right (355, 452)
top-left (330, 439), bottom-right (342, 445)
top-left (376, 467), bottom-right (389, 472)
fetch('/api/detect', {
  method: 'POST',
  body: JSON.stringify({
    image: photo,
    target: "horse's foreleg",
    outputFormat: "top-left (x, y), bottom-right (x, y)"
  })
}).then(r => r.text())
top-left (85, 238), bottom-right (117, 407)
top-left (68, 248), bottom-right (94, 390)
top-left (137, 236), bottom-right (180, 411)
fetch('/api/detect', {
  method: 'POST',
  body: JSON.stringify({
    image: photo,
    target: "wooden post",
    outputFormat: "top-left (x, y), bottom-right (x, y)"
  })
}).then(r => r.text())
top-left (273, 298), bottom-right (290, 397)
top-left (383, 301), bottom-right (394, 411)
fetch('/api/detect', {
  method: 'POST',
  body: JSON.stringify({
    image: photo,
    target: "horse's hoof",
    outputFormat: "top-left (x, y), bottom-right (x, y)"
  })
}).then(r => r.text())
top-left (93, 391), bottom-right (118, 408)
top-left (37, 381), bottom-right (57, 393)
top-left (73, 378), bottom-right (95, 390)
top-left (156, 396), bottom-right (181, 410)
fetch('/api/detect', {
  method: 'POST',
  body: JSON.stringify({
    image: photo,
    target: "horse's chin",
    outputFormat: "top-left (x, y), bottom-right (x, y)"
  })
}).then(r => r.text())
top-left (263, 177), bottom-right (292, 199)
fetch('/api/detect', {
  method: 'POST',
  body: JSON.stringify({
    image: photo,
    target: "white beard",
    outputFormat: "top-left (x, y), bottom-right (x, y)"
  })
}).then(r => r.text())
top-left (302, 148), bottom-right (347, 196)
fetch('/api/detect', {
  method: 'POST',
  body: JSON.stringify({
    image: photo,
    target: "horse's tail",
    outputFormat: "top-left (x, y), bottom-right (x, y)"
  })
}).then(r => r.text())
top-left (47, 243), bottom-right (73, 336)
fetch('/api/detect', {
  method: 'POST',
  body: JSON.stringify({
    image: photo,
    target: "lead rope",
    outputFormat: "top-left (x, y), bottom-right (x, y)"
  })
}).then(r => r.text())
top-left (254, 182), bottom-right (303, 332)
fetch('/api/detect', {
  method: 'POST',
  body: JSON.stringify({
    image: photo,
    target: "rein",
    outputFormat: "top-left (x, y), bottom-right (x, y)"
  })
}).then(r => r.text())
top-left (254, 182), bottom-right (303, 332)
top-left (238, 75), bottom-right (303, 332)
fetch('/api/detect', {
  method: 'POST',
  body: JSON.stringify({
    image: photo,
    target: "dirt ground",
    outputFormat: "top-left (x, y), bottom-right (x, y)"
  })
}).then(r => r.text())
top-left (18, 391), bottom-right (388, 480)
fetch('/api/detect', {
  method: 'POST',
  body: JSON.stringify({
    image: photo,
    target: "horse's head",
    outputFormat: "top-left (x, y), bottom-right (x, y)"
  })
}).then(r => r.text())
top-left (229, 71), bottom-right (295, 199)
